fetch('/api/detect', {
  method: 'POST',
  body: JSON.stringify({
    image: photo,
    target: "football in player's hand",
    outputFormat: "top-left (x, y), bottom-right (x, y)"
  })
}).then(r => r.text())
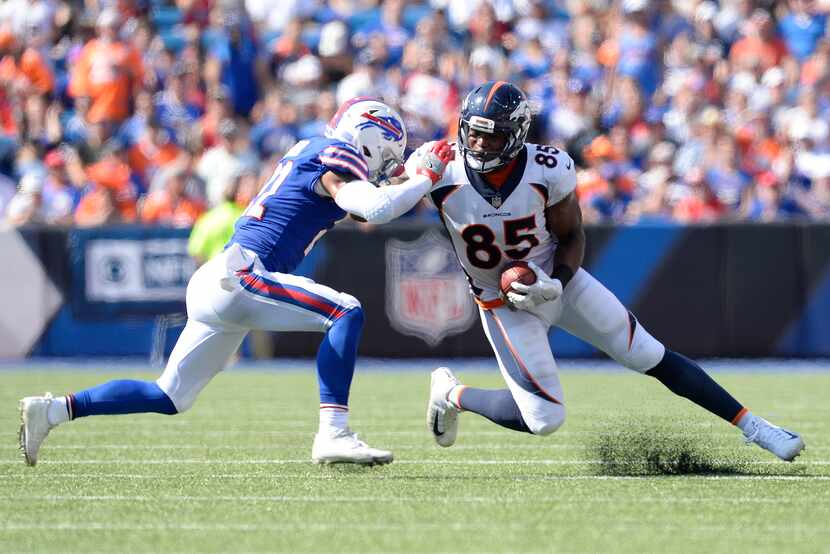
top-left (500, 261), bottom-right (537, 297)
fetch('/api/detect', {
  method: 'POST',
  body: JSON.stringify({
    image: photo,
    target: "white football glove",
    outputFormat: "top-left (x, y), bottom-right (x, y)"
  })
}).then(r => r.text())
top-left (404, 141), bottom-right (455, 184)
top-left (506, 261), bottom-right (564, 310)
top-left (415, 140), bottom-right (454, 184)
top-left (404, 142), bottom-right (429, 179)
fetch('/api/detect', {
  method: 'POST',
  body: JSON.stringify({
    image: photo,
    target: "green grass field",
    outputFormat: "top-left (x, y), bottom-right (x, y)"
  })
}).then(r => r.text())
top-left (1, 365), bottom-right (829, 553)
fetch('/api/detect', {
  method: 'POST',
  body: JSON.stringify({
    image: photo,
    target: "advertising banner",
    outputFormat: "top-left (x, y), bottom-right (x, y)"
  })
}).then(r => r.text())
top-left (69, 227), bottom-right (195, 317)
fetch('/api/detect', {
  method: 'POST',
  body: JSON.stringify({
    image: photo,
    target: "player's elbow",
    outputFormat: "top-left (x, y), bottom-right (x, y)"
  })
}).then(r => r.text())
top-left (361, 211), bottom-right (393, 225)
top-left (338, 184), bottom-right (395, 224)
top-left (359, 196), bottom-right (395, 224)
top-left (527, 404), bottom-right (566, 436)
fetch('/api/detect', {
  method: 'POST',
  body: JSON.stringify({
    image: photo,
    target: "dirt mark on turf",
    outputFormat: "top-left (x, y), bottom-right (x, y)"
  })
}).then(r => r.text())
top-left (587, 422), bottom-right (799, 476)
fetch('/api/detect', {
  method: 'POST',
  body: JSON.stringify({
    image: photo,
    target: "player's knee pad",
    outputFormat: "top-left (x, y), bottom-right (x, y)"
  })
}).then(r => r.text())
top-left (333, 303), bottom-right (364, 330)
top-left (165, 391), bottom-right (195, 414)
top-left (155, 377), bottom-right (197, 414)
top-left (338, 293), bottom-right (362, 313)
top-left (524, 403), bottom-right (566, 436)
top-left (606, 315), bottom-right (666, 373)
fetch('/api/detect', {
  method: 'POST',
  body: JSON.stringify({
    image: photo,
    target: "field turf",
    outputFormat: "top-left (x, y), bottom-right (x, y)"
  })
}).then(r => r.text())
top-left (1, 362), bottom-right (829, 553)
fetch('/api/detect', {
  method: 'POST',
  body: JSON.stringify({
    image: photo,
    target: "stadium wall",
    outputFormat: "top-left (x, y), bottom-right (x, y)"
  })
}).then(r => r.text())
top-left (2, 223), bottom-right (829, 360)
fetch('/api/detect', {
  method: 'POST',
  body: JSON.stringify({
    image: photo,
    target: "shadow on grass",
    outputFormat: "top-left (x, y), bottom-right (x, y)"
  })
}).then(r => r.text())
top-left (316, 463), bottom-right (395, 475)
top-left (586, 421), bottom-right (806, 477)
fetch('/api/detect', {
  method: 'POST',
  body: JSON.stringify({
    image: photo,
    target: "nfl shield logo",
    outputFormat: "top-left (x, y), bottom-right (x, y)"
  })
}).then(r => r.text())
top-left (490, 195), bottom-right (502, 208)
top-left (385, 230), bottom-right (477, 346)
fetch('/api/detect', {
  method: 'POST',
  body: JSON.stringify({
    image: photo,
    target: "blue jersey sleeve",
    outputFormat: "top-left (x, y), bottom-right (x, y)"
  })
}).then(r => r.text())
top-left (318, 142), bottom-right (370, 182)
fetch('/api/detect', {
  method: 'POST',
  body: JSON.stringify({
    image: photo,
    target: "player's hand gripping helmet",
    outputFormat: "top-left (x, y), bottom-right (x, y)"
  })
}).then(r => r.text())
top-left (458, 81), bottom-right (531, 173)
top-left (325, 97), bottom-right (407, 184)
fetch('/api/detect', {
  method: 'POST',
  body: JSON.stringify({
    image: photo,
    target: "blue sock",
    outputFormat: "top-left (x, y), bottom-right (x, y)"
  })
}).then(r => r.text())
top-left (70, 380), bottom-right (178, 418)
top-left (646, 350), bottom-right (744, 423)
top-left (458, 388), bottom-right (531, 433)
top-left (316, 307), bottom-right (364, 406)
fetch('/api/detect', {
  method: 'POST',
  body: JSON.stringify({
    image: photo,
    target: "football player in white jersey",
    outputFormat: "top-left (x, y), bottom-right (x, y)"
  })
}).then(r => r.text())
top-left (18, 98), bottom-right (455, 467)
top-left (414, 81), bottom-right (804, 461)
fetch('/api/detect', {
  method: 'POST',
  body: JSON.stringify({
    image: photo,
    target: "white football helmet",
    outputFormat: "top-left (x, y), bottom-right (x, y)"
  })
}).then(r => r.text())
top-left (326, 97), bottom-right (407, 184)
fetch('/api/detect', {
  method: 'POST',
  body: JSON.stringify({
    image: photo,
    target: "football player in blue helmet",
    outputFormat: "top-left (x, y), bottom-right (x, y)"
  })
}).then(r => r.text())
top-left (457, 81), bottom-right (532, 173)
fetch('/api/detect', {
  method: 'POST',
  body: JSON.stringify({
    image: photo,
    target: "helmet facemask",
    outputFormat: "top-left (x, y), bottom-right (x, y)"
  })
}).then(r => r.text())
top-left (458, 109), bottom-right (530, 173)
top-left (355, 131), bottom-right (405, 185)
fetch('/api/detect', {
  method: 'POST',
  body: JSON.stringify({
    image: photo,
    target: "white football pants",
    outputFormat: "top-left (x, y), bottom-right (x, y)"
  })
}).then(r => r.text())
top-left (156, 244), bottom-right (360, 412)
top-left (479, 268), bottom-right (666, 435)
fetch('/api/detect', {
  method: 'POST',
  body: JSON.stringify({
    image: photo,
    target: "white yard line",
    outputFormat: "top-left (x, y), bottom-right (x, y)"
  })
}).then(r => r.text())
top-left (0, 472), bottom-right (828, 481)
top-left (23, 443), bottom-right (588, 450)
top-left (3, 458), bottom-right (829, 466)
top-left (0, 470), bottom-right (828, 482)
top-left (35, 443), bottom-right (830, 452)
top-left (0, 522), bottom-right (828, 533)
top-left (57, 429), bottom-right (808, 438)
top-left (0, 494), bottom-right (823, 504)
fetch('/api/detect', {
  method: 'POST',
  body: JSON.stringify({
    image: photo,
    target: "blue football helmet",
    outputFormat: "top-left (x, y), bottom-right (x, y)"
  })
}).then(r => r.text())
top-left (458, 81), bottom-right (531, 172)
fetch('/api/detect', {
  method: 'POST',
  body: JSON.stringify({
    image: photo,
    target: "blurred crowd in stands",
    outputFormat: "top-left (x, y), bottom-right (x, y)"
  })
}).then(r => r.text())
top-left (0, 0), bottom-right (828, 229)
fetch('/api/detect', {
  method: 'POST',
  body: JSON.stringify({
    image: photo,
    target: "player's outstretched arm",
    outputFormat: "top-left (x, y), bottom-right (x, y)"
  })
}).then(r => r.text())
top-left (322, 140), bottom-right (454, 224)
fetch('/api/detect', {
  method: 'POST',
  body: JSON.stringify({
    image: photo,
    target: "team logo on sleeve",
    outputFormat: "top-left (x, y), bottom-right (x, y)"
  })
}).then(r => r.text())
top-left (385, 231), bottom-right (477, 346)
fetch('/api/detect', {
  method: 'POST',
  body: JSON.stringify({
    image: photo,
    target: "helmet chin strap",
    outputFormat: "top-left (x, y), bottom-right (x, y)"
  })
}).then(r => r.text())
top-left (465, 150), bottom-right (508, 173)
top-left (465, 152), bottom-right (484, 172)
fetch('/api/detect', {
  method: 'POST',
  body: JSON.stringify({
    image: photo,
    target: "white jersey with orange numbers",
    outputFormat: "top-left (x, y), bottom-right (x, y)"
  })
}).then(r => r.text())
top-left (408, 141), bottom-right (576, 305)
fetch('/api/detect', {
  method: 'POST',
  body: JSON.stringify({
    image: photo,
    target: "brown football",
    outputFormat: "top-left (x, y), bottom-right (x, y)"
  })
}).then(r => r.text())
top-left (499, 261), bottom-right (537, 296)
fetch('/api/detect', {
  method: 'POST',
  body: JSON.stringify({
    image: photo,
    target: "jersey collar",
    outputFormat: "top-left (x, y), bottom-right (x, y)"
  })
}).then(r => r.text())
top-left (463, 146), bottom-right (528, 209)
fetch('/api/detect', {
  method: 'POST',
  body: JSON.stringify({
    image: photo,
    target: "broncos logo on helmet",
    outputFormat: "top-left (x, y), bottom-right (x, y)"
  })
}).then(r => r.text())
top-left (458, 81), bottom-right (531, 173)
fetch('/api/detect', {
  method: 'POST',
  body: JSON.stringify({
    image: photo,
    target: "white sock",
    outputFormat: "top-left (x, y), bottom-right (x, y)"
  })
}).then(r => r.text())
top-left (735, 410), bottom-right (756, 434)
top-left (447, 385), bottom-right (466, 411)
top-left (319, 405), bottom-right (349, 434)
top-left (47, 396), bottom-right (71, 426)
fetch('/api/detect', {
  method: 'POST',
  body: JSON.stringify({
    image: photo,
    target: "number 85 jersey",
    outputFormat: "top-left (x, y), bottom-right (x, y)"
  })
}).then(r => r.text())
top-left (410, 141), bottom-right (576, 305)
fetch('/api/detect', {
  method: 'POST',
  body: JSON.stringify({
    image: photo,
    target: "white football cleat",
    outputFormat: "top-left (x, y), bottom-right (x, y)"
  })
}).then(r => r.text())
top-left (311, 428), bottom-right (393, 465)
top-left (743, 416), bottom-right (805, 462)
top-left (19, 393), bottom-right (57, 466)
top-left (427, 367), bottom-right (460, 447)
